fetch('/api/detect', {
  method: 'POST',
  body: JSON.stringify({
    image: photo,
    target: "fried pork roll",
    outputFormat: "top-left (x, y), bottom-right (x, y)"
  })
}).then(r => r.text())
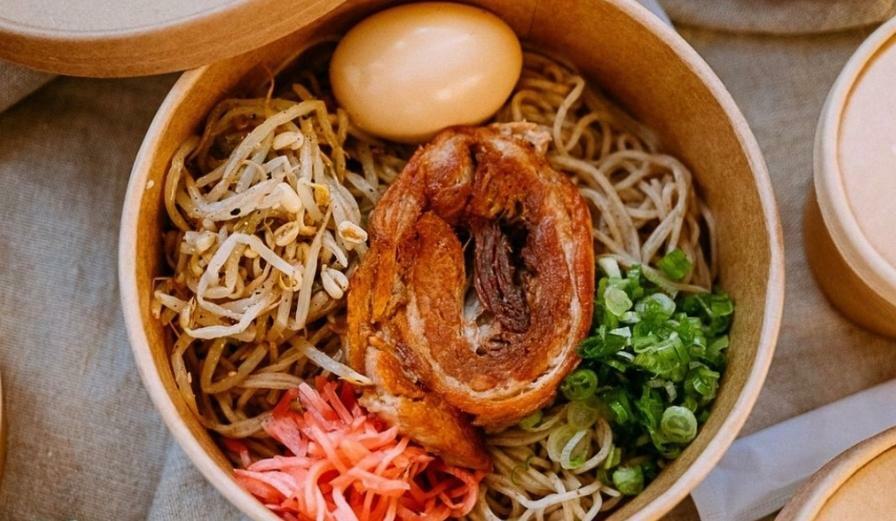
top-left (347, 124), bottom-right (594, 468)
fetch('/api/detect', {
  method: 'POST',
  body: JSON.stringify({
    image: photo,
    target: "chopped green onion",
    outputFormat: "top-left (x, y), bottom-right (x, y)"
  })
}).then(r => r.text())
top-left (581, 394), bottom-right (610, 416)
top-left (519, 410), bottom-right (544, 431)
top-left (567, 400), bottom-right (600, 429)
top-left (609, 326), bottom-right (632, 339)
top-left (626, 265), bottom-right (644, 300)
top-left (601, 388), bottom-right (635, 425)
top-left (631, 330), bottom-right (659, 353)
top-left (604, 357), bottom-right (629, 373)
top-left (632, 334), bottom-right (688, 382)
top-left (607, 329), bottom-right (630, 347)
top-left (708, 293), bottom-right (734, 317)
top-left (579, 325), bottom-right (631, 360)
top-left (660, 406), bottom-right (698, 444)
top-left (657, 249), bottom-right (693, 281)
top-left (598, 256), bottom-right (622, 278)
top-left (700, 335), bottom-right (729, 367)
top-left (698, 409), bottom-right (710, 423)
top-left (561, 369), bottom-right (598, 401)
top-left (612, 466), bottom-right (645, 496)
top-left (577, 264), bottom-right (732, 496)
top-left (615, 350), bottom-right (635, 362)
top-left (636, 293), bottom-right (676, 322)
top-left (546, 424), bottom-right (579, 462)
top-left (605, 287), bottom-right (633, 316)
top-left (710, 335), bottom-right (730, 350)
top-left (676, 316), bottom-right (704, 345)
top-left (581, 335), bottom-right (617, 359)
top-left (685, 363), bottom-right (720, 401)
top-left (620, 311), bottom-right (640, 324)
top-left (559, 429), bottom-right (590, 469)
top-left (634, 386), bottom-right (664, 430)
top-left (664, 380), bottom-right (678, 402)
top-left (642, 266), bottom-right (679, 297)
top-left (680, 291), bottom-right (734, 336)
top-left (602, 445), bottom-right (622, 470)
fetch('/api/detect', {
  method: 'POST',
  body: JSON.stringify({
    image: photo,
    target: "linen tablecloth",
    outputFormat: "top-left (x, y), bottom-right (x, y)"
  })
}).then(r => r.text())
top-left (1, 1), bottom-right (895, 519)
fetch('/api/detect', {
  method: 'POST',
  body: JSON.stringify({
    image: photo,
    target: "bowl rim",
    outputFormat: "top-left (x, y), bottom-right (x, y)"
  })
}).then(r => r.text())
top-left (119, 65), bottom-right (282, 521)
top-left (777, 426), bottom-right (896, 521)
top-left (119, 1), bottom-right (784, 519)
top-left (0, 0), bottom-right (345, 77)
top-left (813, 16), bottom-right (896, 307)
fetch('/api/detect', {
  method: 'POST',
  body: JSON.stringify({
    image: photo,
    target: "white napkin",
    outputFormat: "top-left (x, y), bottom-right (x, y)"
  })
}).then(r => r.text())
top-left (692, 379), bottom-right (896, 521)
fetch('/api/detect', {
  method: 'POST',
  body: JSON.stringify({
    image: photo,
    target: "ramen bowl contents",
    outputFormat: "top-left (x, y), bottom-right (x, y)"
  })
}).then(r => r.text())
top-left (329, 2), bottom-right (523, 143)
top-left (122, 2), bottom-right (783, 520)
top-left (150, 43), bottom-right (727, 518)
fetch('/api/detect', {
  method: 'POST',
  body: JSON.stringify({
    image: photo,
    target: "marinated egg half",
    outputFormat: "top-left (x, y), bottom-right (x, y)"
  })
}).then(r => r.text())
top-left (330, 2), bottom-right (523, 143)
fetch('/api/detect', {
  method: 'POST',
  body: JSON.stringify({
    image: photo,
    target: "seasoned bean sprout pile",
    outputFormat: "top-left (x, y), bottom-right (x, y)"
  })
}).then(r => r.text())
top-left (153, 49), bottom-right (409, 456)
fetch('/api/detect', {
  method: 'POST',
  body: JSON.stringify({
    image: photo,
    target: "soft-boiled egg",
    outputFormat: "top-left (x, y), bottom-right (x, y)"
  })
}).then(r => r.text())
top-left (330, 2), bottom-right (523, 143)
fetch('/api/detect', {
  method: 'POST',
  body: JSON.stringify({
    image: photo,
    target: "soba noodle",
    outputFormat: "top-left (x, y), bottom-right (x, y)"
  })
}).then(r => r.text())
top-left (153, 46), bottom-right (716, 519)
top-left (469, 405), bottom-right (623, 521)
top-left (497, 51), bottom-right (715, 293)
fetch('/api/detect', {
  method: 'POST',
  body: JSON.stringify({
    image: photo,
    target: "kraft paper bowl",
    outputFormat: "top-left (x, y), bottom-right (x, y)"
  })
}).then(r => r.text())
top-left (805, 17), bottom-right (896, 338)
top-left (120, 1), bottom-right (785, 519)
top-left (778, 427), bottom-right (896, 521)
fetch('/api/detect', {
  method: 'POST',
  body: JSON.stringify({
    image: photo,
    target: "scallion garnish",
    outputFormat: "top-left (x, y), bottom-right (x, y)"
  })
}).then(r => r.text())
top-left (518, 410), bottom-right (544, 431)
top-left (657, 249), bottom-right (693, 281)
top-left (660, 405), bottom-right (698, 444)
top-left (560, 368), bottom-right (598, 401)
top-left (612, 465), bottom-right (645, 496)
top-left (556, 262), bottom-right (733, 496)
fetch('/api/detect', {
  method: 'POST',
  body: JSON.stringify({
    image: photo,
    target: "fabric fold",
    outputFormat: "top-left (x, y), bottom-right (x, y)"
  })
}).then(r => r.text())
top-left (0, 61), bottom-right (55, 113)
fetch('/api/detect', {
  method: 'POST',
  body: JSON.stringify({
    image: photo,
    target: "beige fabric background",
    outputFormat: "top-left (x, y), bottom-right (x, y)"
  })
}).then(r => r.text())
top-left (665, 0), bottom-right (896, 34)
top-left (0, 63), bottom-right (54, 113)
top-left (0, 2), bottom-right (895, 520)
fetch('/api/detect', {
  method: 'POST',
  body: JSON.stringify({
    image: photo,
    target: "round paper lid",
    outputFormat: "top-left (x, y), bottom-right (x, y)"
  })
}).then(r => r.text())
top-left (778, 427), bottom-right (896, 520)
top-left (0, 0), bottom-right (345, 77)
top-left (816, 16), bottom-right (896, 305)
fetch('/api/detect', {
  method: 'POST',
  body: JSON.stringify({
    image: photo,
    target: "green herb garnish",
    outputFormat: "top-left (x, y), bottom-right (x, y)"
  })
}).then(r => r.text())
top-left (561, 256), bottom-right (733, 495)
top-left (657, 249), bottom-right (693, 281)
top-left (660, 406), bottom-right (698, 444)
top-left (612, 465), bottom-right (645, 496)
top-left (518, 410), bottom-right (544, 431)
top-left (560, 368), bottom-right (598, 401)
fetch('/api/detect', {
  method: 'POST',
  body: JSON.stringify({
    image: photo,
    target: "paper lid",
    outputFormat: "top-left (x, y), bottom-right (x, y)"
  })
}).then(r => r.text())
top-left (815, 16), bottom-right (896, 305)
top-left (0, 0), bottom-right (345, 77)
top-left (815, 445), bottom-right (896, 520)
top-left (778, 427), bottom-right (896, 520)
